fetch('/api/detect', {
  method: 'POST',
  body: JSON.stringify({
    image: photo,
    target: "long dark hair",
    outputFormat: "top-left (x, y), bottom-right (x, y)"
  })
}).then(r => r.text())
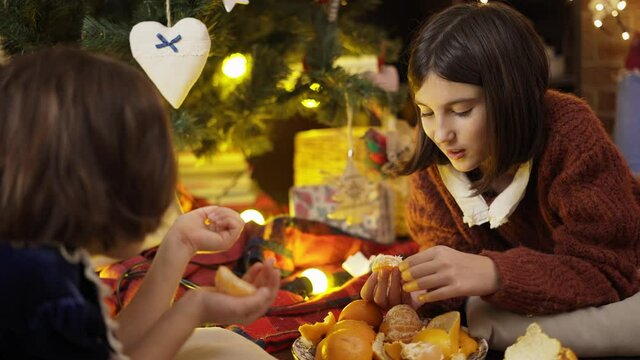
top-left (402, 2), bottom-right (548, 193)
top-left (0, 47), bottom-right (177, 250)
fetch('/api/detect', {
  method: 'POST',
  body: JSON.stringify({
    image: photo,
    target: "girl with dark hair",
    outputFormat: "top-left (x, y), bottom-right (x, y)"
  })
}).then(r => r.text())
top-left (361, 2), bottom-right (640, 356)
top-left (0, 47), bottom-right (280, 359)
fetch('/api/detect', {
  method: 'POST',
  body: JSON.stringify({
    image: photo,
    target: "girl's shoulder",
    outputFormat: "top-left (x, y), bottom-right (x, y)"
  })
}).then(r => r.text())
top-left (0, 243), bottom-right (85, 315)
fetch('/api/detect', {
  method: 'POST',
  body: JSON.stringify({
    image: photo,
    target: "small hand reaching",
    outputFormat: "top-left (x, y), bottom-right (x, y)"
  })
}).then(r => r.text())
top-left (166, 206), bottom-right (245, 255)
top-left (189, 258), bottom-right (281, 326)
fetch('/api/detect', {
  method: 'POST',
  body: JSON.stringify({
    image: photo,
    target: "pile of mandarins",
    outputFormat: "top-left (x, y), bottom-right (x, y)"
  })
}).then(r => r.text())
top-left (298, 299), bottom-right (478, 360)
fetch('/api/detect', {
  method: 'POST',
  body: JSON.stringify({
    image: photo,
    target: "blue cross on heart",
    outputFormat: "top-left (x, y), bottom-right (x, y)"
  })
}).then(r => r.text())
top-left (155, 33), bottom-right (182, 53)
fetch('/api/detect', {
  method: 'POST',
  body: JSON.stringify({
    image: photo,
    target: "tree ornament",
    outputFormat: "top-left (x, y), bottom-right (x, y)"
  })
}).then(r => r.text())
top-left (223, 0), bottom-right (250, 13)
top-left (129, 1), bottom-right (210, 109)
top-left (328, 94), bottom-right (378, 225)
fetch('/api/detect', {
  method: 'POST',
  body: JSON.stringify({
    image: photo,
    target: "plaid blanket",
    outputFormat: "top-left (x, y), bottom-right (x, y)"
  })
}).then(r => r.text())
top-left (98, 217), bottom-right (419, 353)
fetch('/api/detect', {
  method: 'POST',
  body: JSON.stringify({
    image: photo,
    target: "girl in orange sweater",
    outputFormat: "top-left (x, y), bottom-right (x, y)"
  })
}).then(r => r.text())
top-left (362, 3), bottom-right (640, 356)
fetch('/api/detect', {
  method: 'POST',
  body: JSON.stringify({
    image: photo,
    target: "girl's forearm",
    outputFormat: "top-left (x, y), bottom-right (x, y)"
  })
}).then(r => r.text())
top-left (124, 291), bottom-right (202, 360)
top-left (116, 232), bottom-right (193, 347)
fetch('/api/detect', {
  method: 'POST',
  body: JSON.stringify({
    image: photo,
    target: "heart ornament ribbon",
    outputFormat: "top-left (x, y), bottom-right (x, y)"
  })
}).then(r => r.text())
top-left (130, 17), bottom-right (210, 109)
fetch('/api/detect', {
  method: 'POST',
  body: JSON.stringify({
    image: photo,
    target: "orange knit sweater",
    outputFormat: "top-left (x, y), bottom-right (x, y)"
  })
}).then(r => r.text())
top-left (407, 90), bottom-right (640, 315)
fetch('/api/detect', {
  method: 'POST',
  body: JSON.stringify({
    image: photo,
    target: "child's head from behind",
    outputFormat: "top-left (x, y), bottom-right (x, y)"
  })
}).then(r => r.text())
top-left (406, 2), bottom-right (548, 191)
top-left (0, 47), bottom-right (176, 253)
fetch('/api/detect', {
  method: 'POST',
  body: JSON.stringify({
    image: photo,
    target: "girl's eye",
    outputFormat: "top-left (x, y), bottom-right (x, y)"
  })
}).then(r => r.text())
top-left (421, 112), bottom-right (434, 118)
top-left (454, 109), bottom-right (472, 117)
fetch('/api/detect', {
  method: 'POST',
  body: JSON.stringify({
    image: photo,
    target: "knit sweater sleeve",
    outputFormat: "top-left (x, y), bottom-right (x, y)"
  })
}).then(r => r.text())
top-left (481, 94), bottom-right (640, 315)
top-left (407, 167), bottom-right (478, 314)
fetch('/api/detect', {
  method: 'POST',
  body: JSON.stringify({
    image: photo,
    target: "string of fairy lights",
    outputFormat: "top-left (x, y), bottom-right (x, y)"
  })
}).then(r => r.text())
top-left (478, 0), bottom-right (632, 41)
top-left (589, 0), bottom-right (631, 40)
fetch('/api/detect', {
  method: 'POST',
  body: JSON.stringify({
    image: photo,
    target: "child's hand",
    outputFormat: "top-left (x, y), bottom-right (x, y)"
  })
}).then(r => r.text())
top-left (166, 206), bottom-right (245, 255)
top-left (188, 259), bottom-right (281, 325)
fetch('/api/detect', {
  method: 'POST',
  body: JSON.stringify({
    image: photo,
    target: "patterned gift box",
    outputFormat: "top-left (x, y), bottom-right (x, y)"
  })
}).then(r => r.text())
top-left (289, 183), bottom-right (395, 244)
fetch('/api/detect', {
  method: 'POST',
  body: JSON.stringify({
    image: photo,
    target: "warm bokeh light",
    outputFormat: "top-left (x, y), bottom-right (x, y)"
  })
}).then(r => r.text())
top-left (594, 19), bottom-right (603, 28)
top-left (222, 53), bottom-right (248, 79)
top-left (301, 99), bottom-right (320, 108)
top-left (617, 1), bottom-right (626, 10)
top-left (622, 31), bottom-right (630, 40)
top-left (479, 0), bottom-right (489, 3)
top-left (612, 10), bottom-right (619, 16)
top-left (240, 209), bottom-right (265, 225)
top-left (301, 268), bottom-right (329, 294)
top-left (595, 3), bottom-right (604, 11)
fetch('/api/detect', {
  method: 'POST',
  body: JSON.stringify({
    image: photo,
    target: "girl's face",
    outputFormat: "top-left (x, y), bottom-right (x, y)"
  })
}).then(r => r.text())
top-left (415, 73), bottom-right (489, 172)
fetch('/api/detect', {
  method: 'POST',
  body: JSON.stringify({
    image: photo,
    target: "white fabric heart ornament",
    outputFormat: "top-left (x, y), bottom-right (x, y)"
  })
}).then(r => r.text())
top-left (130, 18), bottom-right (210, 109)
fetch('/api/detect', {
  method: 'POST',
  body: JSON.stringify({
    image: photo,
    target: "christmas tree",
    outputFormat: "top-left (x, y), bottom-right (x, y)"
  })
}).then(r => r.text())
top-left (0, 0), bottom-right (404, 159)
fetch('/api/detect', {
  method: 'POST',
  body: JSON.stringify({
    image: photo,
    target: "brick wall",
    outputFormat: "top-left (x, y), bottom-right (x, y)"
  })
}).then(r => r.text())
top-left (581, 0), bottom-right (640, 133)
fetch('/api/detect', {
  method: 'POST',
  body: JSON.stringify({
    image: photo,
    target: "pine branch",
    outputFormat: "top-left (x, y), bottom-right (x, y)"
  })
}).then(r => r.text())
top-left (81, 16), bottom-right (131, 59)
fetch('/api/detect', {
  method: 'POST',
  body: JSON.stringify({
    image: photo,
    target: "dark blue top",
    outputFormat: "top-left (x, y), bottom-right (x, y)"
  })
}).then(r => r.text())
top-left (0, 243), bottom-right (111, 359)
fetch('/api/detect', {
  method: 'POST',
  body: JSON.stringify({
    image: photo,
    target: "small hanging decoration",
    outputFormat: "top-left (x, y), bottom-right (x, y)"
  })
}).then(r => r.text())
top-left (129, 0), bottom-right (211, 108)
top-left (223, 0), bottom-right (250, 13)
top-left (328, 94), bottom-right (378, 226)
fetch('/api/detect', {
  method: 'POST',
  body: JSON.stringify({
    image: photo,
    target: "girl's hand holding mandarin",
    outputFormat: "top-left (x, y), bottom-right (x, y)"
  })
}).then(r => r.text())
top-left (400, 245), bottom-right (501, 303)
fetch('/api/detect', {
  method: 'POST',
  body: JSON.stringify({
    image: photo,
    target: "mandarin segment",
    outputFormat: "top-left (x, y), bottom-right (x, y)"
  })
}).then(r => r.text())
top-left (214, 265), bottom-right (257, 296)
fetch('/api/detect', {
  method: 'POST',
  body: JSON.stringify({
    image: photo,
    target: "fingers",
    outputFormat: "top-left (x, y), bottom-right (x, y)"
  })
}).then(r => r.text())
top-left (243, 262), bottom-right (264, 284)
top-left (373, 269), bottom-right (391, 308)
top-left (401, 260), bottom-right (440, 283)
top-left (403, 272), bottom-right (449, 294)
top-left (360, 273), bottom-right (378, 301)
top-left (387, 267), bottom-right (403, 308)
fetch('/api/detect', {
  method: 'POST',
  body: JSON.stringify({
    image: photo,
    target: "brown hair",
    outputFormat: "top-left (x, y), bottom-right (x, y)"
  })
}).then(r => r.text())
top-left (401, 2), bottom-right (548, 193)
top-left (0, 47), bottom-right (176, 250)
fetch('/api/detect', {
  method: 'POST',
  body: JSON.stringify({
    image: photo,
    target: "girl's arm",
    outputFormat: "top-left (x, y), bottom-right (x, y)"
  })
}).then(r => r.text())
top-left (115, 206), bottom-right (244, 352)
top-left (122, 262), bottom-right (280, 360)
top-left (481, 100), bottom-right (640, 314)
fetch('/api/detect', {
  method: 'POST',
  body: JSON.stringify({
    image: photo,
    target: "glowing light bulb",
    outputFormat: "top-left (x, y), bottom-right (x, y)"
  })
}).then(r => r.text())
top-left (612, 10), bottom-right (619, 16)
top-left (617, 1), bottom-right (626, 10)
top-left (301, 99), bottom-right (320, 108)
top-left (301, 268), bottom-right (328, 295)
top-left (594, 19), bottom-right (603, 28)
top-left (309, 83), bottom-right (321, 92)
top-left (479, 0), bottom-right (489, 3)
top-left (222, 53), bottom-right (248, 79)
top-left (240, 209), bottom-right (265, 225)
top-left (595, 3), bottom-right (604, 11)
top-left (622, 31), bottom-right (630, 40)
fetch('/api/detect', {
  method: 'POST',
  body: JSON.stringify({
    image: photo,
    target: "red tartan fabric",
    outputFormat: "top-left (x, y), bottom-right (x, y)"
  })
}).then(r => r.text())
top-left (97, 217), bottom-right (419, 352)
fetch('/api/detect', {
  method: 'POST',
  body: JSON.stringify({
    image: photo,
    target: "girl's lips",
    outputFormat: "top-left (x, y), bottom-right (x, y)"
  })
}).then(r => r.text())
top-left (447, 149), bottom-right (466, 160)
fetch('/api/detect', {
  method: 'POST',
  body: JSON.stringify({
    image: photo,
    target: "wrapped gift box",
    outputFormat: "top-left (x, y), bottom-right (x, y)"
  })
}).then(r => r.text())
top-left (289, 183), bottom-right (395, 244)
